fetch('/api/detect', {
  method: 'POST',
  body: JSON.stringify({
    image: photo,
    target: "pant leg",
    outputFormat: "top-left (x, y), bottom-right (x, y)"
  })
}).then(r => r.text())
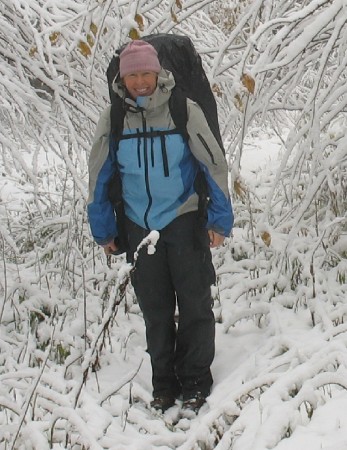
top-left (161, 212), bottom-right (216, 399)
top-left (126, 219), bottom-right (180, 397)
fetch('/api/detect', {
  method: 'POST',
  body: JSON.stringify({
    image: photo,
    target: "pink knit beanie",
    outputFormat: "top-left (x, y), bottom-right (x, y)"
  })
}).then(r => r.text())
top-left (119, 40), bottom-right (161, 78)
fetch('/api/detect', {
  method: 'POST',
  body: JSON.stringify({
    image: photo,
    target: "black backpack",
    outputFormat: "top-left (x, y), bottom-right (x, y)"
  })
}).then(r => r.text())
top-left (106, 33), bottom-right (225, 253)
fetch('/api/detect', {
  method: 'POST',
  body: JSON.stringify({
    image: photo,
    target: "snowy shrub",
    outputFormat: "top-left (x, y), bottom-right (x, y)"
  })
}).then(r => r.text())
top-left (0, 0), bottom-right (347, 449)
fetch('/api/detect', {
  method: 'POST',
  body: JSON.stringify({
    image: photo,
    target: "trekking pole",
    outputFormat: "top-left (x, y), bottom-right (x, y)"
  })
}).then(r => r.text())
top-left (74, 231), bottom-right (160, 408)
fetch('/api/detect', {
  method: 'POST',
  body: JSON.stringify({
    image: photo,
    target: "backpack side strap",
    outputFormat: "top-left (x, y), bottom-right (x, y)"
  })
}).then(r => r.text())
top-left (169, 87), bottom-right (189, 142)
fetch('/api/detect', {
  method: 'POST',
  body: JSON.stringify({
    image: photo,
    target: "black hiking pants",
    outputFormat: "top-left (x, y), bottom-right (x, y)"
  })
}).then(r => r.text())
top-left (126, 212), bottom-right (216, 400)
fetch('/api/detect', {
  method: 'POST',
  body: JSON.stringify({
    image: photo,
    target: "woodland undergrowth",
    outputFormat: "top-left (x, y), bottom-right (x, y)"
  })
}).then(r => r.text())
top-left (1, 0), bottom-right (347, 448)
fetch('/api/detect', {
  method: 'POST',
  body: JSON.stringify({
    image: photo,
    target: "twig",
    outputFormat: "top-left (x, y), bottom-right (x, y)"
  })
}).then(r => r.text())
top-left (74, 231), bottom-right (160, 408)
top-left (10, 323), bottom-right (57, 450)
top-left (100, 359), bottom-right (143, 406)
top-left (0, 234), bottom-right (8, 324)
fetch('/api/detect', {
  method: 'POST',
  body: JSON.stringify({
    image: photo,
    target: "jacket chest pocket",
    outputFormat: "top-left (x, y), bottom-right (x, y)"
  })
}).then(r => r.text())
top-left (118, 131), bottom-right (186, 178)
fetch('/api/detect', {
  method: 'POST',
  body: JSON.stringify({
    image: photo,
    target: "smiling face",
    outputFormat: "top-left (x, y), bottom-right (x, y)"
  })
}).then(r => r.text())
top-left (123, 71), bottom-right (158, 99)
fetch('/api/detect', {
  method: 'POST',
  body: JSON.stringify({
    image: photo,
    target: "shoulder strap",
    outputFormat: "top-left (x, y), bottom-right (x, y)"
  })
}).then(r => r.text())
top-left (110, 95), bottom-right (126, 148)
top-left (108, 100), bottom-right (128, 253)
top-left (169, 87), bottom-right (189, 142)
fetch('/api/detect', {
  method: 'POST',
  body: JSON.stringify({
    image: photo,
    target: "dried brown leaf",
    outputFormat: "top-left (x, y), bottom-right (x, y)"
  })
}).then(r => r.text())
top-left (135, 14), bottom-right (144, 31)
top-left (171, 9), bottom-right (179, 23)
top-left (212, 84), bottom-right (222, 98)
top-left (241, 73), bottom-right (255, 94)
top-left (90, 22), bottom-right (98, 36)
top-left (78, 41), bottom-right (91, 57)
top-left (176, 0), bottom-right (183, 9)
top-left (128, 28), bottom-right (140, 40)
top-left (261, 231), bottom-right (271, 247)
top-left (234, 178), bottom-right (247, 199)
top-left (49, 32), bottom-right (60, 45)
top-left (234, 94), bottom-right (244, 112)
top-left (29, 46), bottom-right (37, 57)
top-left (87, 33), bottom-right (95, 48)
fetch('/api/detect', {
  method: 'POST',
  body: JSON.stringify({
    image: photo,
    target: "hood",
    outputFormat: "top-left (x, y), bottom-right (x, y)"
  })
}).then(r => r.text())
top-left (111, 68), bottom-right (176, 111)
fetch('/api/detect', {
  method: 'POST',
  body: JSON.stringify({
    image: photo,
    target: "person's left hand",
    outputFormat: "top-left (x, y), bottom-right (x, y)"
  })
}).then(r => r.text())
top-left (208, 230), bottom-right (225, 248)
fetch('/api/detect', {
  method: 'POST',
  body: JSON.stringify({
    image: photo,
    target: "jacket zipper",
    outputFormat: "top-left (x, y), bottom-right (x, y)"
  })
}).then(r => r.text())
top-left (197, 133), bottom-right (217, 165)
top-left (136, 128), bottom-right (141, 168)
top-left (142, 111), bottom-right (152, 229)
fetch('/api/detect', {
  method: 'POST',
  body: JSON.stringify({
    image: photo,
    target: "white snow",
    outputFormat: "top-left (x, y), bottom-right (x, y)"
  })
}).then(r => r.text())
top-left (2, 137), bottom-right (346, 449)
top-left (1, 1), bottom-right (347, 448)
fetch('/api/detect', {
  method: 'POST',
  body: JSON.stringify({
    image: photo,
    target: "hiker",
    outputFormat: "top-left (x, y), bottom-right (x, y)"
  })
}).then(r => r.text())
top-left (87, 39), bottom-right (234, 413)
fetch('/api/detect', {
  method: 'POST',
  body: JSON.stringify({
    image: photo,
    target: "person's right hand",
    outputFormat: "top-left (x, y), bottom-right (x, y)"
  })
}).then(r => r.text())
top-left (102, 239), bottom-right (118, 255)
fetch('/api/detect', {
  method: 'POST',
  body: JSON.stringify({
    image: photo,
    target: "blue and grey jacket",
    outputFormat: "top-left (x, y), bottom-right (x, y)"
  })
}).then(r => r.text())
top-left (87, 69), bottom-right (234, 245)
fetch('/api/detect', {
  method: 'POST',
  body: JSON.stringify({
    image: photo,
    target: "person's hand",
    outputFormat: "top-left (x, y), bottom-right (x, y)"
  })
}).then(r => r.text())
top-left (102, 239), bottom-right (119, 255)
top-left (208, 230), bottom-right (225, 248)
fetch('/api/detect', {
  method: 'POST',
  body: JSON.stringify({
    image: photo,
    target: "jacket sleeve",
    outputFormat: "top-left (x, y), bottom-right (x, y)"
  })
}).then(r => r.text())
top-left (87, 106), bottom-right (118, 245)
top-left (186, 100), bottom-right (234, 237)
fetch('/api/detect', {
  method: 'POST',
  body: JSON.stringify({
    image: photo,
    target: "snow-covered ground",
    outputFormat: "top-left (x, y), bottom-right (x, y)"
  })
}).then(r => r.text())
top-left (82, 137), bottom-right (345, 450)
top-left (1, 0), bottom-right (347, 448)
top-left (1, 135), bottom-right (347, 450)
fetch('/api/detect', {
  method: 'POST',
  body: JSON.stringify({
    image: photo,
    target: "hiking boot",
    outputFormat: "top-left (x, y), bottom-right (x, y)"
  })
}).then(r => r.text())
top-left (150, 395), bottom-right (175, 412)
top-left (182, 393), bottom-right (206, 414)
